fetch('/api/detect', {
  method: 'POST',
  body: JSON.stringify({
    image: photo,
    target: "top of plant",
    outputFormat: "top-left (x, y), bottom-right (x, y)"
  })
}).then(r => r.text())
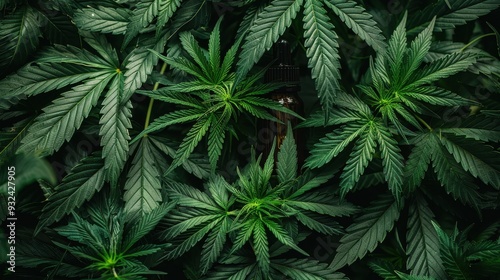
top-left (159, 125), bottom-right (357, 278)
top-left (132, 17), bottom-right (302, 173)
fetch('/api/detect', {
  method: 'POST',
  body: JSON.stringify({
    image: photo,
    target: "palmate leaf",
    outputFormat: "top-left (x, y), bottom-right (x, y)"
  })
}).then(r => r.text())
top-left (406, 195), bottom-right (446, 279)
top-left (167, 179), bottom-right (220, 211)
top-left (123, 137), bottom-right (162, 216)
top-left (56, 213), bottom-right (108, 249)
top-left (73, 6), bottom-right (132, 35)
top-left (0, 63), bottom-right (106, 110)
top-left (303, 0), bottom-right (341, 115)
top-left (35, 152), bottom-right (106, 235)
top-left (432, 222), bottom-right (473, 280)
top-left (407, 0), bottom-right (500, 35)
top-left (325, 0), bottom-right (386, 54)
top-left (18, 72), bottom-right (114, 156)
top-left (329, 194), bottom-right (402, 270)
top-left (165, 217), bottom-right (223, 260)
top-left (271, 258), bottom-right (346, 280)
top-left (237, 0), bottom-right (303, 79)
top-left (0, 5), bottom-right (42, 72)
top-left (99, 74), bottom-right (132, 186)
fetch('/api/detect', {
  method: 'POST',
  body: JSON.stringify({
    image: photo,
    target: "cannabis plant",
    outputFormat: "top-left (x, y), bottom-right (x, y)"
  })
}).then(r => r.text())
top-left (159, 126), bottom-right (357, 278)
top-left (0, 0), bottom-right (499, 279)
top-left (133, 17), bottom-right (302, 173)
top-left (301, 5), bottom-right (500, 279)
top-left (18, 193), bottom-right (175, 279)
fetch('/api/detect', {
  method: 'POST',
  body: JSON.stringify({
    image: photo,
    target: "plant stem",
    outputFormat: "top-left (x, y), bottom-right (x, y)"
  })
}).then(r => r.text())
top-left (415, 115), bottom-right (432, 131)
top-left (144, 61), bottom-right (168, 130)
top-left (460, 33), bottom-right (495, 52)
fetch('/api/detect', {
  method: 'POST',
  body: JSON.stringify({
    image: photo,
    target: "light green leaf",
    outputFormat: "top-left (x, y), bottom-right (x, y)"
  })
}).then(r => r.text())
top-left (400, 17), bottom-right (435, 85)
top-left (403, 86), bottom-right (476, 106)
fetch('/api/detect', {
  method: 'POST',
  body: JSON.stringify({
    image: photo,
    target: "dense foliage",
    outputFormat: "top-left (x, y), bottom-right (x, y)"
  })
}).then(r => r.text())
top-left (1, 0), bottom-right (499, 279)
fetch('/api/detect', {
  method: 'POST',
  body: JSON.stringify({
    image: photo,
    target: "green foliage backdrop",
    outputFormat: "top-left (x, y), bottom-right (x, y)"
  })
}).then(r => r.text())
top-left (0, 0), bottom-right (499, 279)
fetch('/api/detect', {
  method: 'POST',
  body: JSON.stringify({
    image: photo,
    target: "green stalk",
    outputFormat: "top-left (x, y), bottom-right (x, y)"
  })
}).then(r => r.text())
top-left (460, 33), bottom-right (495, 52)
top-left (144, 61), bottom-right (168, 130)
top-left (415, 114), bottom-right (432, 132)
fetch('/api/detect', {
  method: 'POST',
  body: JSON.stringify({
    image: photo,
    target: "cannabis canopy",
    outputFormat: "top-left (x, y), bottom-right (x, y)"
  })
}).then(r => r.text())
top-left (1, 0), bottom-right (499, 279)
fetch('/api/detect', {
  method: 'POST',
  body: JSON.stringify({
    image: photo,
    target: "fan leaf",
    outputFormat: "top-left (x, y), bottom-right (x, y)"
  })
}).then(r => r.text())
top-left (329, 194), bottom-right (402, 270)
